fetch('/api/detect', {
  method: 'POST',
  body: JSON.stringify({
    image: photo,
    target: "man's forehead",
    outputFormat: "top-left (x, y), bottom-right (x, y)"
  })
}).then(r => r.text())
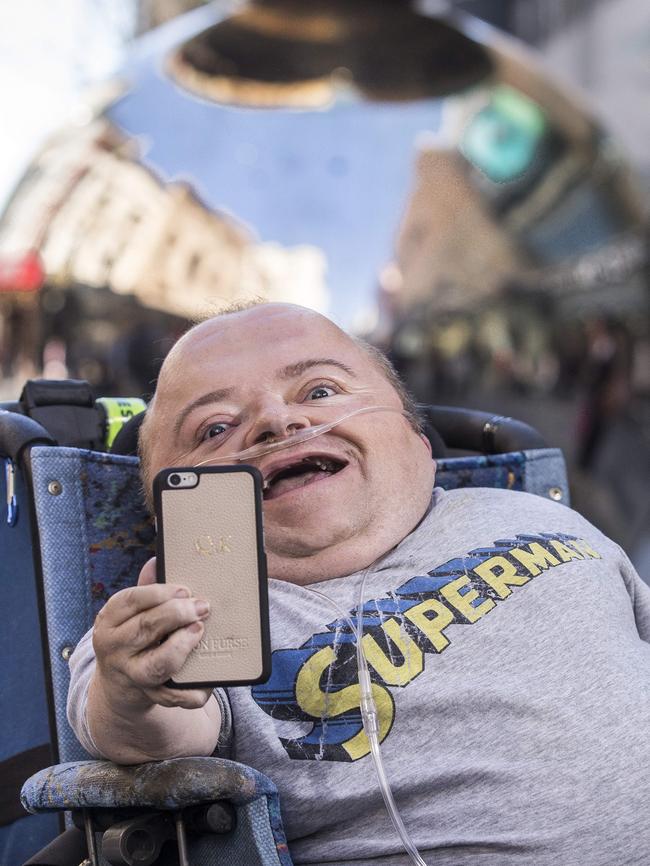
top-left (157, 305), bottom-right (368, 396)
top-left (174, 307), bottom-right (355, 367)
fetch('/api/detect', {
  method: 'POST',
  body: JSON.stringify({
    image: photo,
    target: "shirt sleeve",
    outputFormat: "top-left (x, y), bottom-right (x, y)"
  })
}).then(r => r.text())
top-left (66, 627), bottom-right (103, 758)
top-left (619, 549), bottom-right (650, 643)
top-left (212, 688), bottom-right (234, 757)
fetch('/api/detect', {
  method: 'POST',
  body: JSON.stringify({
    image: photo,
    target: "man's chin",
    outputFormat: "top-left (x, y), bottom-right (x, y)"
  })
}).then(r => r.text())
top-left (261, 477), bottom-right (370, 578)
top-left (263, 511), bottom-right (363, 570)
top-left (264, 542), bottom-right (358, 584)
top-left (265, 523), bottom-right (354, 558)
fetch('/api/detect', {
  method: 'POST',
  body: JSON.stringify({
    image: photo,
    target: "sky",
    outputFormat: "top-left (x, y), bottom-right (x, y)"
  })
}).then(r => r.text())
top-left (0, 0), bottom-right (135, 210)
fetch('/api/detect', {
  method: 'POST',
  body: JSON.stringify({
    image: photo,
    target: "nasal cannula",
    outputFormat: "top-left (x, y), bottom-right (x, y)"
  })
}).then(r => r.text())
top-left (188, 404), bottom-right (405, 467)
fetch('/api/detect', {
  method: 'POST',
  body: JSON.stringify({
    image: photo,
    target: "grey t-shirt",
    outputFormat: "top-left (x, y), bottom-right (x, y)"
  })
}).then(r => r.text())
top-left (68, 487), bottom-right (650, 865)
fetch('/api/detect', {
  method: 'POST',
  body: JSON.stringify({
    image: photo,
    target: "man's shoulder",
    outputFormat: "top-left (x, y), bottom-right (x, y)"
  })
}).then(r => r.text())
top-left (438, 485), bottom-right (565, 510)
top-left (404, 485), bottom-right (624, 575)
top-left (433, 486), bottom-right (600, 538)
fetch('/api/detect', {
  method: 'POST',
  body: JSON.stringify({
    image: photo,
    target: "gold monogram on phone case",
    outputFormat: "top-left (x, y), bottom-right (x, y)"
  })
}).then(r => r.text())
top-left (160, 471), bottom-right (266, 685)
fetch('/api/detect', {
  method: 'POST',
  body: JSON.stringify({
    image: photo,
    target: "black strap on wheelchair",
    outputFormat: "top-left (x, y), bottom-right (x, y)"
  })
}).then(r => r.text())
top-left (22, 827), bottom-right (87, 866)
top-left (0, 744), bottom-right (52, 828)
top-left (19, 380), bottom-right (106, 451)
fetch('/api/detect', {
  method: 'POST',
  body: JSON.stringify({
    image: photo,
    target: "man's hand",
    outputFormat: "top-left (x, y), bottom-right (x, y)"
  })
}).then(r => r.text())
top-left (92, 557), bottom-right (212, 712)
top-left (86, 558), bottom-right (221, 763)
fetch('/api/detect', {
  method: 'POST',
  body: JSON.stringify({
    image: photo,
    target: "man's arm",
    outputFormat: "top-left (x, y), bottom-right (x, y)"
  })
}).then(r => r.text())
top-left (86, 674), bottom-right (221, 765)
top-left (69, 558), bottom-right (221, 764)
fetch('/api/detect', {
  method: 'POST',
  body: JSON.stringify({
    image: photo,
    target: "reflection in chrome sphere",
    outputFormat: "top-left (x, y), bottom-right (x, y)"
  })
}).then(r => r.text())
top-left (0, 0), bottom-right (646, 366)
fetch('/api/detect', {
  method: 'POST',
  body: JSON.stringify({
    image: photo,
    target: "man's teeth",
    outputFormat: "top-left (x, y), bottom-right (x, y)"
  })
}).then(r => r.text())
top-left (313, 458), bottom-right (334, 471)
top-left (263, 457), bottom-right (338, 490)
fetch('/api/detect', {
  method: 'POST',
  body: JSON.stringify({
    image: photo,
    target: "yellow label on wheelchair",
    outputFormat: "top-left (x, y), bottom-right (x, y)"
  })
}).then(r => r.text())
top-left (97, 397), bottom-right (147, 449)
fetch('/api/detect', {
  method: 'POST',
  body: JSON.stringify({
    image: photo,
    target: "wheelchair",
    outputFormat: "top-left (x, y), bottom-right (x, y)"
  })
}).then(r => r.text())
top-left (0, 378), bottom-right (569, 866)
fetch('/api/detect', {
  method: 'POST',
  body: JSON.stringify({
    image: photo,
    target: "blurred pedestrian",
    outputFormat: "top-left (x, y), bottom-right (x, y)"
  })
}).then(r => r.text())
top-left (576, 316), bottom-right (633, 470)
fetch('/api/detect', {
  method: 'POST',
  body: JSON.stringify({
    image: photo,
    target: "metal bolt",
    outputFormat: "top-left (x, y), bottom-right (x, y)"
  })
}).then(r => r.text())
top-left (47, 480), bottom-right (62, 496)
top-left (61, 646), bottom-right (74, 662)
top-left (548, 486), bottom-right (563, 501)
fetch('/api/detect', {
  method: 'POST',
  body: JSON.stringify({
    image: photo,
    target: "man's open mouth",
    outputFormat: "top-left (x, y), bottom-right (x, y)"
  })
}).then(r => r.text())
top-left (262, 455), bottom-right (348, 501)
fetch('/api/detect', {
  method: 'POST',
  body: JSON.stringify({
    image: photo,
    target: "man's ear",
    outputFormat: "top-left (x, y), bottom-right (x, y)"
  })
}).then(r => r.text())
top-left (419, 432), bottom-right (433, 457)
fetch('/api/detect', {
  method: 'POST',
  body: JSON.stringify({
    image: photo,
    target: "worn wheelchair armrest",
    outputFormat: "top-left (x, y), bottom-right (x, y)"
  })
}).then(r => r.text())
top-left (22, 757), bottom-right (293, 866)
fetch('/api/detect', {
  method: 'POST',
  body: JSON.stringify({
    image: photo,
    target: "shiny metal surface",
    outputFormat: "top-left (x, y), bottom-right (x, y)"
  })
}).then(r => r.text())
top-left (0, 0), bottom-right (644, 330)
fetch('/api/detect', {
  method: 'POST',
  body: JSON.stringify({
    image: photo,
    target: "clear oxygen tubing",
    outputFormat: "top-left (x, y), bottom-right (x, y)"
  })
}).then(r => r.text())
top-left (184, 400), bottom-right (430, 863)
top-left (307, 569), bottom-right (429, 866)
top-left (182, 405), bottom-right (404, 468)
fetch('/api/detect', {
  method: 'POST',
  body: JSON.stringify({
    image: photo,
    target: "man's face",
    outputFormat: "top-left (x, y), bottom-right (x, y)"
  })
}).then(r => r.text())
top-left (147, 305), bottom-right (435, 583)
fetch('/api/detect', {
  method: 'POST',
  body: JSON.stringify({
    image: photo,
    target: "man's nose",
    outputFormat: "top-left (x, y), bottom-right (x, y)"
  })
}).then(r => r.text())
top-left (245, 402), bottom-right (311, 446)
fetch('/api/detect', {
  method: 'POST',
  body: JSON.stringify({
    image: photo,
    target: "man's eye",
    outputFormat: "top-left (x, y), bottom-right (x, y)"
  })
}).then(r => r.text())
top-left (306, 385), bottom-right (336, 400)
top-left (201, 422), bottom-right (230, 442)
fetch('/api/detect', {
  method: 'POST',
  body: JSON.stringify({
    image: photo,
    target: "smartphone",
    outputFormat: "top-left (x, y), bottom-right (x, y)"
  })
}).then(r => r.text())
top-left (154, 465), bottom-right (271, 688)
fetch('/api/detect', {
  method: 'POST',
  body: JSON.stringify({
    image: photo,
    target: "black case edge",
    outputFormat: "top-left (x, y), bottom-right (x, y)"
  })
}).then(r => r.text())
top-left (153, 464), bottom-right (272, 689)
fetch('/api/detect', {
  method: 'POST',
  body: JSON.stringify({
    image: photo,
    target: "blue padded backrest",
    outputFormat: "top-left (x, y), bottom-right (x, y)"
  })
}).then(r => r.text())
top-left (436, 448), bottom-right (570, 503)
top-left (30, 448), bottom-right (154, 762)
top-left (29, 444), bottom-right (569, 763)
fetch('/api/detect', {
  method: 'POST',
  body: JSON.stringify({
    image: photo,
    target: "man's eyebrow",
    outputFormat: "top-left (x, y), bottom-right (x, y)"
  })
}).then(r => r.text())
top-left (278, 359), bottom-right (356, 379)
top-left (173, 388), bottom-right (234, 440)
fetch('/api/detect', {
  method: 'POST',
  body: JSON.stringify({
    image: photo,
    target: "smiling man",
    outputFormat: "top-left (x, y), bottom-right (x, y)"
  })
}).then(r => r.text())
top-left (140, 303), bottom-right (435, 585)
top-left (68, 303), bottom-right (650, 866)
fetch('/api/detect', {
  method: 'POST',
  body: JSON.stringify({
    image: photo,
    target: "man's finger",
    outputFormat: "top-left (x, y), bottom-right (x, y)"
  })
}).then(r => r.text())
top-left (137, 557), bottom-right (157, 586)
top-left (120, 596), bottom-right (210, 653)
top-left (95, 582), bottom-right (192, 629)
top-left (126, 620), bottom-right (206, 687)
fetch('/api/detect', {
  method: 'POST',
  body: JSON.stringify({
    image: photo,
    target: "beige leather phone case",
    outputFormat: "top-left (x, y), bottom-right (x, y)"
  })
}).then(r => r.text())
top-left (155, 467), bottom-right (270, 687)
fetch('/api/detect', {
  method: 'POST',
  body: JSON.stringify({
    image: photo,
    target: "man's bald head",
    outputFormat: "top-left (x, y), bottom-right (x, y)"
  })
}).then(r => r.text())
top-left (139, 302), bottom-right (422, 502)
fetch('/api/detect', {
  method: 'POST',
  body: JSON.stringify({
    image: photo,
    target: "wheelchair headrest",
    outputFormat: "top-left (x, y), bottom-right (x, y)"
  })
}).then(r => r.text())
top-left (1, 378), bottom-right (549, 461)
top-left (110, 405), bottom-right (546, 460)
top-left (110, 406), bottom-right (450, 458)
top-left (111, 410), bottom-right (146, 456)
top-left (0, 379), bottom-right (147, 455)
top-left (419, 405), bottom-right (547, 454)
